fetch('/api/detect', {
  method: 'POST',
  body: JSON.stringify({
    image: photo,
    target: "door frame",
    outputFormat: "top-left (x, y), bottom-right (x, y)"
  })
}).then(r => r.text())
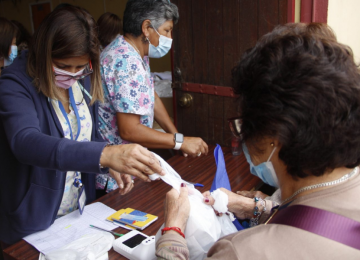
top-left (300, 0), bottom-right (329, 23)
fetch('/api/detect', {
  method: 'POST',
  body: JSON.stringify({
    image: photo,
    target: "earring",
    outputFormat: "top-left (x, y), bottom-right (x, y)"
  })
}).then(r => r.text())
top-left (142, 35), bottom-right (149, 43)
top-left (270, 142), bottom-right (274, 147)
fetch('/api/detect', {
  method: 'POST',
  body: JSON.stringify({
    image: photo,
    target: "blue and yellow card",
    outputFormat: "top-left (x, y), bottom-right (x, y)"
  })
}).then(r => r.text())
top-left (106, 208), bottom-right (158, 230)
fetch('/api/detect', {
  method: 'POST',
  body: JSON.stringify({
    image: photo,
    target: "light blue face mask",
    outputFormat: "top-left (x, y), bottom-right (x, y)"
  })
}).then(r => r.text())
top-left (242, 143), bottom-right (280, 188)
top-left (147, 26), bottom-right (173, 58)
top-left (4, 45), bottom-right (18, 67)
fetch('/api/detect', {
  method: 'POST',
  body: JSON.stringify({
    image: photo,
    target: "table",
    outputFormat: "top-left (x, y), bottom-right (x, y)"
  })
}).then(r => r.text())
top-left (3, 145), bottom-right (261, 260)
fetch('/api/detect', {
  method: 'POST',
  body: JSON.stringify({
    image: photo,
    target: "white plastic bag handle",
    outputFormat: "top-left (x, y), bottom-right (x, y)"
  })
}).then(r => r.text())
top-left (150, 153), bottom-right (194, 193)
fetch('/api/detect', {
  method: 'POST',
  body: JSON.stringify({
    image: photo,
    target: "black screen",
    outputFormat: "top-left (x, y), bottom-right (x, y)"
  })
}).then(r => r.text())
top-left (123, 234), bottom-right (147, 248)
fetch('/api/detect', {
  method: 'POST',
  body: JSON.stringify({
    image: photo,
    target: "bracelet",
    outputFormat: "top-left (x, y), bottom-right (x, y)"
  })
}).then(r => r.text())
top-left (161, 227), bottom-right (185, 238)
top-left (99, 143), bottom-right (114, 169)
top-left (250, 197), bottom-right (266, 227)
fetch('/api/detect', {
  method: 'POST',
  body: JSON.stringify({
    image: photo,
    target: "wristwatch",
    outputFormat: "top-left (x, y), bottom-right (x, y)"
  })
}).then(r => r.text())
top-left (173, 133), bottom-right (184, 150)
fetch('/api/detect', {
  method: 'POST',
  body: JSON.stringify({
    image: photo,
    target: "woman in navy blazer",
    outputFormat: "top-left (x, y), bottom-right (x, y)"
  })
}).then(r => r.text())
top-left (0, 6), bottom-right (163, 246)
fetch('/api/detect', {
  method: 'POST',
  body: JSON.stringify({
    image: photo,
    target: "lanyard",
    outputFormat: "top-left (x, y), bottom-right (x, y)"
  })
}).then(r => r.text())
top-left (58, 87), bottom-right (81, 141)
top-left (58, 86), bottom-right (82, 188)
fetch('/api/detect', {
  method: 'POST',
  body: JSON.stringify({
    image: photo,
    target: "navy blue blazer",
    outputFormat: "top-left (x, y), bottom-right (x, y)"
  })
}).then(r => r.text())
top-left (0, 51), bottom-right (108, 244)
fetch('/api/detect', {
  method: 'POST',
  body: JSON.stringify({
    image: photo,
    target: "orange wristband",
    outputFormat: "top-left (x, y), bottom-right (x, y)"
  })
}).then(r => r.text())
top-left (161, 227), bottom-right (185, 238)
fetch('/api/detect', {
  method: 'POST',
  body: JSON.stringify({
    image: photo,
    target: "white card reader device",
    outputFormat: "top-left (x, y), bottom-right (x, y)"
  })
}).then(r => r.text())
top-left (112, 230), bottom-right (156, 260)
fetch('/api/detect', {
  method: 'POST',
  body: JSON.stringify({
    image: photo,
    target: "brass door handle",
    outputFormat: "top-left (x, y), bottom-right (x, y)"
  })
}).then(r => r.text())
top-left (179, 93), bottom-right (193, 107)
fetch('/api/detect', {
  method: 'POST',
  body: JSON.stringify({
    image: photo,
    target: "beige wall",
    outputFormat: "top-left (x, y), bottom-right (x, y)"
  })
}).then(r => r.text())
top-left (328, 0), bottom-right (360, 63)
top-left (0, 0), bottom-right (171, 72)
top-left (294, 0), bottom-right (301, 23)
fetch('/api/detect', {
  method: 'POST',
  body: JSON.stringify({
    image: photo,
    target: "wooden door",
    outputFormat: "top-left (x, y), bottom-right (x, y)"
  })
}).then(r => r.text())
top-left (30, 2), bottom-right (51, 32)
top-left (172, 0), bottom-right (289, 146)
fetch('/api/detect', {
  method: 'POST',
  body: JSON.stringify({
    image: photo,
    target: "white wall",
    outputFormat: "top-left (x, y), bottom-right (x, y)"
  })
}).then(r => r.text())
top-left (328, 0), bottom-right (360, 63)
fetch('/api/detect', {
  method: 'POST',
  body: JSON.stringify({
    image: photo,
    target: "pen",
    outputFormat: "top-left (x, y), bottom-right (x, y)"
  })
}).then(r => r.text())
top-left (89, 225), bottom-right (124, 237)
top-left (187, 181), bottom-right (204, 187)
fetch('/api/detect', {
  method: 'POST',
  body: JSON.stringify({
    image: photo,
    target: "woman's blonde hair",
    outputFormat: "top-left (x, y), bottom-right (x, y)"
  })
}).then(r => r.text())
top-left (27, 6), bottom-right (103, 105)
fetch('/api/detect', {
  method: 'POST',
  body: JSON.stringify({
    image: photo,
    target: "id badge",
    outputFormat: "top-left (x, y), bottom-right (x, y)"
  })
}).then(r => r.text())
top-left (77, 185), bottom-right (86, 215)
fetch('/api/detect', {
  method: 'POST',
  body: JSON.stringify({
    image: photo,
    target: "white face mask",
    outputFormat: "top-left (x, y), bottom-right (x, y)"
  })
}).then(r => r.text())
top-left (147, 26), bottom-right (173, 58)
top-left (4, 45), bottom-right (18, 67)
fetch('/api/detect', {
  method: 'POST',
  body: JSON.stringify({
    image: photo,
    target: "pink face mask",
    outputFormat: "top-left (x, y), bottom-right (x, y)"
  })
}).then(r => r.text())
top-left (53, 66), bottom-right (85, 89)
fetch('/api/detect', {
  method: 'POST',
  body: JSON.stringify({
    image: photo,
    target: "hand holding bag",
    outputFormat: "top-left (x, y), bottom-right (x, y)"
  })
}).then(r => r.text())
top-left (153, 147), bottom-right (238, 260)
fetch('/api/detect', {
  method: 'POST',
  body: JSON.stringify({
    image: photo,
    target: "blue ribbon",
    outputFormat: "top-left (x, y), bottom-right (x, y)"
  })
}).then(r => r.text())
top-left (210, 144), bottom-right (244, 230)
top-left (58, 87), bottom-right (81, 141)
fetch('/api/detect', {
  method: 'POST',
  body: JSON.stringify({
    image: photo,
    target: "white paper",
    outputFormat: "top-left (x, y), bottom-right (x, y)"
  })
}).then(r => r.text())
top-left (25, 202), bottom-right (118, 255)
top-left (211, 189), bottom-right (229, 213)
top-left (39, 252), bottom-right (109, 260)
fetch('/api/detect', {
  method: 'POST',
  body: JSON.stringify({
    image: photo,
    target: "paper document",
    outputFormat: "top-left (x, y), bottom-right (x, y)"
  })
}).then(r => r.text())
top-left (24, 202), bottom-right (117, 255)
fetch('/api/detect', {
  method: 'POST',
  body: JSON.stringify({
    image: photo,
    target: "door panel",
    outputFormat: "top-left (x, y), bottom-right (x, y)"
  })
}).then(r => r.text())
top-left (192, 0), bottom-right (208, 84)
top-left (31, 2), bottom-right (51, 32)
top-left (176, 1), bottom-right (194, 84)
top-left (172, 0), bottom-right (288, 146)
top-left (208, 95), bottom-right (224, 144)
top-left (206, 0), bottom-right (224, 86)
top-left (194, 92), bottom-right (209, 141)
top-left (223, 0), bottom-right (241, 87)
top-left (238, 0), bottom-right (258, 58)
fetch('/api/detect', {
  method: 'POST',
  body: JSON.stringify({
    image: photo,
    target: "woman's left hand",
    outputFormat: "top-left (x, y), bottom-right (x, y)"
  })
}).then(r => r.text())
top-left (109, 168), bottom-right (134, 195)
top-left (236, 190), bottom-right (268, 199)
top-left (181, 137), bottom-right (208, 158)
top-left (203, 188), bottom-right (254, 219)
top-left (164, 184), bottom-right (190, 233)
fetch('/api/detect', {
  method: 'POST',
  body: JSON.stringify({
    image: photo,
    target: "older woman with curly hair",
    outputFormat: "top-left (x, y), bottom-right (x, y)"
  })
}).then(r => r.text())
top-left (97, 0), bottom-right (208, 193)
top-left (200, 23), bottom-right (340, 227)
top-left (156, 23), bottom-right (360, 259)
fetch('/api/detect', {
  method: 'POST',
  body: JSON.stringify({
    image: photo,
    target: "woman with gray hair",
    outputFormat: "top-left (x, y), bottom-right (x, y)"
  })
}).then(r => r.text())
top-left (97, 0), bottom-right (208, 194)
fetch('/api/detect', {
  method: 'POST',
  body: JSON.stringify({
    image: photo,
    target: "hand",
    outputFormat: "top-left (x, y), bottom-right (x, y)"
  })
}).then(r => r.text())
top-left (203, 188), bottom-right (254, 219)
top-left (100, 144), bottom-right (164, 182)
top-left (236, 190), bottom-right (268, 199)
top-left (164, 184), bottom-right (190, 233)
top-left (109, 169), bottom-right (134, 195)
top-left (180, 137), bottom-right (208, 158)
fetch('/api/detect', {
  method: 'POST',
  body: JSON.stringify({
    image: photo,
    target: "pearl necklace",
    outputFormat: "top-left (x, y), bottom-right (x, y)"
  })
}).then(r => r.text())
top-left (125, 36), bottom-right (148, 70)
top-left (282, 167), bottom-right (359, 204)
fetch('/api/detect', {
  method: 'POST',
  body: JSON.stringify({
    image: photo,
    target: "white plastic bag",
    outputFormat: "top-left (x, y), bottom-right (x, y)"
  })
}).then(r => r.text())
top-left (152, 71), bottom-right (172, 98)
top-left (153, 153), bottom-right (237, 260)
top-left (39, 232), bottom-right (114, 260)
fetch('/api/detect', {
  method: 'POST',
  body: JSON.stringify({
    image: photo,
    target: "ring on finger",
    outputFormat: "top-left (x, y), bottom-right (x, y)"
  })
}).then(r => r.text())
top-left (132, 179), bottom-right (134, 184)
top-left (197, 152), bottom-right (201, 157)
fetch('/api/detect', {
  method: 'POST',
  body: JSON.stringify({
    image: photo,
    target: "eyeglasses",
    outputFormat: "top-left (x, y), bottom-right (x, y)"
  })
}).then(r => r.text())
top-left (54, 61), bottom-right (93, 82)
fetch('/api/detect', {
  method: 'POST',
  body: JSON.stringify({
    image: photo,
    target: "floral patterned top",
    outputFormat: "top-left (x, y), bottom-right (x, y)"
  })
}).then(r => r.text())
top-left (97, 35), bottom-right (155, 192)
top-left (52, 81), bottom-right (93, 216)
